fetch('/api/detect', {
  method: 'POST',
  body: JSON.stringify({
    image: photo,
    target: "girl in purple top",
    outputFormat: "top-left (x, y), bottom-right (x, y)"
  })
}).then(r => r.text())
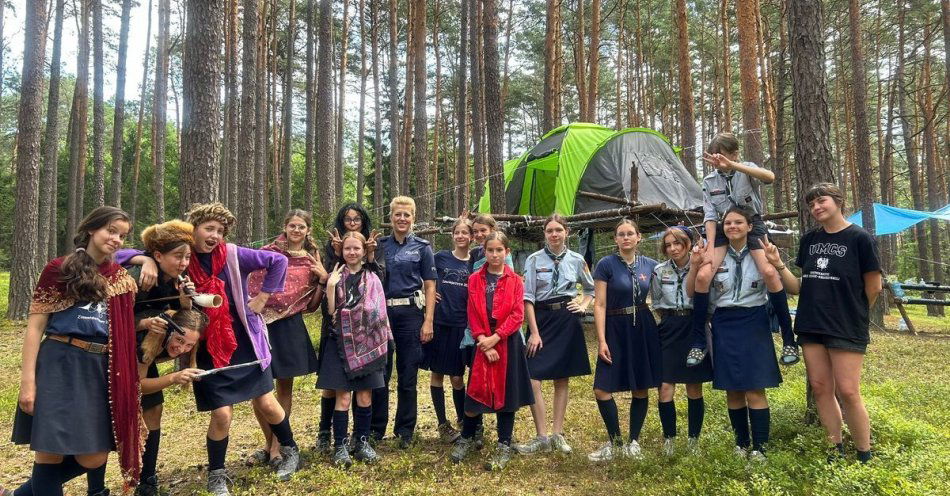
top-left (119, 203), bottom-right (300, 495)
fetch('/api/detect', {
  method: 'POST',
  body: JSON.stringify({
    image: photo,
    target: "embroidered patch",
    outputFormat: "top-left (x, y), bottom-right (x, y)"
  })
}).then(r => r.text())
top-left (710, 189), bottom-right (727, 196)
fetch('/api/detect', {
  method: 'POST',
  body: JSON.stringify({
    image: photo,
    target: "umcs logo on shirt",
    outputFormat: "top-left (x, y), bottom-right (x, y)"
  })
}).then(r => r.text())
top-left (816, 257), bottom-right (830, 270)
top-left (809, 242), bottom-right (848, 258)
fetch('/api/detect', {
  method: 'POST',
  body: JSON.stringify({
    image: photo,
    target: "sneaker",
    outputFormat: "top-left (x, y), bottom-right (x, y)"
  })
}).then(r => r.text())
top-left (274, 445), bottom-right (300, 481)
top-left (451, 437), bottom-right (475, 463)
top-left (662, 438), bottom-right (675, 457)
top-left (624, 440), bottom-right (643, 459)
top-left (353, 437), bottom-right (382, 464)
top-left (316, 430), bottom-right (332, 455)
top-left (484, 443), bottom-right (513, 471)
top-left (438, 422), bottom-right (461, 444)
top-left (513, 435), bottom-right (551, 455)
top-left (206, 469), bottom-right (232, 496)
top-left (780, 345), bottom-right (801, 366)
top-left (587, 442), bottom-right (617, 462)
top-left (550, 433), bottom-right (573, 454)
top-left (396, 435), bottom-right (414, 450)
top-left (245, 448), bottom-right (270, 466)
top-left (332, 444), bottom-right (353, 469)
top-left (733, 445), bottom-right (749, 459)
top-left (686, 437), bottom-right (699, 453)
top-left (749, 450), bottom-right (767, 462)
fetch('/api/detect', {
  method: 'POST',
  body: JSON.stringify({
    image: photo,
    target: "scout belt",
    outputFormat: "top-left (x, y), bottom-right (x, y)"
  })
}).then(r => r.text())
top-left (536, 300), bottom-right (569, 311)
top-left (46, 334), bottom-right (108, 354)
top-left (656, 308), bottom-right (693, 318)
top-left (605, 304), bottom-right (650, 316)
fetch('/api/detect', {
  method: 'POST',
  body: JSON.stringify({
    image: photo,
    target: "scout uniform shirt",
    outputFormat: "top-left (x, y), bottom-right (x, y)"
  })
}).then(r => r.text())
top-left (709, 244), bottom-right (768, 308)
top-left (702, 162), bottom-right (765, 222)
top-left (522, 248), bottom-right (595, 304)
top-left (650, 259), bottom-right (693, 310)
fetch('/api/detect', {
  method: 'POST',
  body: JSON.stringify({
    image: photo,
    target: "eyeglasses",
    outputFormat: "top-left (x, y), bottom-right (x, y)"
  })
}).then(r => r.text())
top-left (344, 216), bottom-right (362, 224)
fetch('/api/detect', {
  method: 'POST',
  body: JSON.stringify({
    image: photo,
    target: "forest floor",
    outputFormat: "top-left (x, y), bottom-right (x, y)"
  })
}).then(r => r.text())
top-left (0, 273), bottom-right (946, 495)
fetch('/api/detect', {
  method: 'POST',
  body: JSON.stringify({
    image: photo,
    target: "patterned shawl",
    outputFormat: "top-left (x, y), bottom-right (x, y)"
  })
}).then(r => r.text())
top-left (31, 257), bottom-right (144, 489)
top-left (334, 267), bottom-right (392, 380)
top-left (248, 235), bottom-right (318, 324)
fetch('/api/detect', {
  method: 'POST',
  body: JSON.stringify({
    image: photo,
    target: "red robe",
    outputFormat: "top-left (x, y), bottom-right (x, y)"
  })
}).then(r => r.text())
top-left (466, 264), bottom-right (524, 410)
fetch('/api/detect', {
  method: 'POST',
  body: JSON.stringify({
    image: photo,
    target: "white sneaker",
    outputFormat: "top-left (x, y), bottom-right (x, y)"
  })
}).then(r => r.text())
top-left (749, 450), bottom-right (767, 462)
top-left (624, 440), bottom-right (643, 459)
top-left (734, 445), bottom-right (749, 458)
top-left (550, 433), bottom-right (573, 454)
top-left (512, 435), bottom-right (551, 455)
top-left (686, 437), bottom-right (699, 452)
top-left (662, 438), bottom-right (675, 457)
top-left (587, 442), bottom-right (616, 462)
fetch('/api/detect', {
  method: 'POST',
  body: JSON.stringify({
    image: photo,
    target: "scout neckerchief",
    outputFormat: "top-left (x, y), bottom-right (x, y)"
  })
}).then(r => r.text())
top-left (721, 171), bottom-right (741, 217)
top-left (543, 245), bottom-right (567, 288)
top-left (671, 260), bottom-right (689, 310)
top-left (621, 253), bottom-right (641, 326)
top-left (727, 244), bottom-right (750, 302)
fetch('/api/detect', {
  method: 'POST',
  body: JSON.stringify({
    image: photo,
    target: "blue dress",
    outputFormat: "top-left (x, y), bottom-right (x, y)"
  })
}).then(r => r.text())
top-left (592, 254), bottom-right (662, 392)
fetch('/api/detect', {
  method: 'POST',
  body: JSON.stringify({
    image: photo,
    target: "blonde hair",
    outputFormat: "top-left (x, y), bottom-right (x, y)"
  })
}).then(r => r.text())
top-left (659, 227), bottom-right (692, 258)
top-left (389, 196), bottom-right (416, 216)
top-left (186, 202), bottom-right (236, 236)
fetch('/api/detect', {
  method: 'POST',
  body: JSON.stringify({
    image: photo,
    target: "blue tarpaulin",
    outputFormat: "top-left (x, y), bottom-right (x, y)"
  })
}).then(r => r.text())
top-left (847, 203), bottom-right (950, 235)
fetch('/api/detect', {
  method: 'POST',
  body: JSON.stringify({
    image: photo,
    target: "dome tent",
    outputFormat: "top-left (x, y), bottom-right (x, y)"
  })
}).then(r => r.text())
top-left (477, 123), bottom-right (703, 217)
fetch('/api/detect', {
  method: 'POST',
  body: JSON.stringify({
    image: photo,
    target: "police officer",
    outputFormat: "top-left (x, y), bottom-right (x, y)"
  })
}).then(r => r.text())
top-left (370, 196), bottom-right (437, 447)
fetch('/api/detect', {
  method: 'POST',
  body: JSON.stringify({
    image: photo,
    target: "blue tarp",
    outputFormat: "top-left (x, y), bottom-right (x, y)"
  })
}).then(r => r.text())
top-left (847, 203), bottom-right (950, 235)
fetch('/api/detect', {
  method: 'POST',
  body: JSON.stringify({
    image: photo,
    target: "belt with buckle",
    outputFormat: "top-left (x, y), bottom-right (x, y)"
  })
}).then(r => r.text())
top-left (386, 297), bottom-right (416, 307)
top-left (605, 304), bottom-right (649, 316)
top-left (46, 334), bottom-right (108, 354)
top-left (656, 308), bottom-right (692, 318)
top-left (536, 300), bottom-right (569, 311)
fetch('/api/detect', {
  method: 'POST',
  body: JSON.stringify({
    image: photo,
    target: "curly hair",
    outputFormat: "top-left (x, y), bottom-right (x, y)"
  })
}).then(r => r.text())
top-left (141, 219), bottom-right (194, 254)
top-left (185, 202), bottom-right (236, 236)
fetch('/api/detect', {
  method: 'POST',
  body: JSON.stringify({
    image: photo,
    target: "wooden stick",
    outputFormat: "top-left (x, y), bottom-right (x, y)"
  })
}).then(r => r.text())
top-left (577, 190), bottom-right (641, 207)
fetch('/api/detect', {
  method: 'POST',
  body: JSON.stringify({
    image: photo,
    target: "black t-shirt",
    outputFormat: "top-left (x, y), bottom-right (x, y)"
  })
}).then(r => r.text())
top-left (794, 224), bottom-right (881, 343)
top-left (485, 272), bottom-right (500, 328)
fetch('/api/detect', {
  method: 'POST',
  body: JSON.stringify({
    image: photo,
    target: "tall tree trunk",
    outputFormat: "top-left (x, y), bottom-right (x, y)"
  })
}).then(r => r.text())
top-left (130, 0), bottom-right (154, 228)
top-left (109, 0), bottom-right (133, 208)
top-left (8, 0), bottom-right (47, 319)
top-left (236, 0), bottom-right (259, 243)
top-left (282, 0), bottom-right (296, 212)
top-left (879, 5), bottom-right (905, 277)
top-left (153, 0), bottom-right (171, 223)
top-left (91, 0), bottom-right (105, 207)
top-left (39, 0), bottom-right (66, 261)
top-left (920, 34), bottom-right (945, 316)
top-left (316, 0), bottom-right (335, 214)
top-left (254, 0), bottom-right (270, 242)
top-left (412, 0), bottom-right (429, 219)
top-left (455, 0), bottom-right (469, 211)
top-left (586, 0), bottom-right (601, 122)
top-left (675, 0), bottom-right (696, 178)
top-left (484, 0), bottom-right (505, 214)
top-left (67, 0), bottom-right (91, 239)
top-left (387, 0), bottom-right (401, 197)
top-left (181, 0), bottom-right (223, 211)
top-left (470, 0), bottom-right (485, 207)
top-left (788, 0), bottom-right (834, 229)
top-left (336, 0), bottom-right (351, 201)
top-left (220, 0), bottom-right (235, 205)
top-left (574, 0), bottom-right (588, 121)
top-left (431, 0), bottom-right (443, 212)
top-left (755, 0), bottom-right (778, 181)
top-left (736, 0), bottom-right (763, 171)
top-left (356, 0), bottom-right (367, 205)
top-left (305, 0), bottom-right (316, 212)
top-left (400, 4), bottom-right (414, 198)
top-left (615, 0), bottom-right (626, 130)
top-left (371, 0), bottom-right (383, 212)
top-left (720, 0), bottom-right (732, 132)
top-left (847, 0), bottom-right (876, 234)
top-left (774, 0), bottom-right (790, 212)
top-left (942, 0), bottom-right (950, 78)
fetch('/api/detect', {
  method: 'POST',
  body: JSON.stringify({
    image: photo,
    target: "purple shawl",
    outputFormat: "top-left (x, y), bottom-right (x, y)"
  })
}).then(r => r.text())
top-left (335, 267), bottom-right (392, 379)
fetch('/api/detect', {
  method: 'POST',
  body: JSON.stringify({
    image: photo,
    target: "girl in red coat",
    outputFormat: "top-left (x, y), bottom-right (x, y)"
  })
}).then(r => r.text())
top-left (450, 232), bottom-right (534, 471)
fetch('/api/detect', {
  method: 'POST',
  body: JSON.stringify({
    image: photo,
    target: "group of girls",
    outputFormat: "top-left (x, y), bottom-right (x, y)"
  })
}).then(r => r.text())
top-left (5, 154), bottom-right (881, 493)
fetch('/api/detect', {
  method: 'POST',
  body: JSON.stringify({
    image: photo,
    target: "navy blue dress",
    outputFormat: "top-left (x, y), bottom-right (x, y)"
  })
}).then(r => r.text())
top-left (592, 254), bottom-right (662, 393)
top-left (422, 251), bottom-right (471, 377)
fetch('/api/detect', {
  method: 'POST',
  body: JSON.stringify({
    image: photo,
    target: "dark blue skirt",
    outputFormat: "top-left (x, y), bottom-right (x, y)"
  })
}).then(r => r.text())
top-left (422, 324), bottom-right (468, 377)
top-left (711, 305), bottom-right (782, 391)
top-left (315, 333), bottom-right (386, 391)
top-left (527, 300), bottom-right (591, 380)
top-left (593, 309), bottom-right (662, 392)
top-left (12, 337), bottom-right (115, 454)
top-left (464, 332), bottom-right (535, 414)
top-left (268, 312), bottom-right (318, 379)
top-left (659, 314), bottom-right (713, 384)
top-left (193, 318), bottom-right (275, 412)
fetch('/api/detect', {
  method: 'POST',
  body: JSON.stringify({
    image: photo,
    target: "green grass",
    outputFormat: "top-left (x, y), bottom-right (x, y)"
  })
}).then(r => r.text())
top-left (0, 275), bottom-right (946, 495)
